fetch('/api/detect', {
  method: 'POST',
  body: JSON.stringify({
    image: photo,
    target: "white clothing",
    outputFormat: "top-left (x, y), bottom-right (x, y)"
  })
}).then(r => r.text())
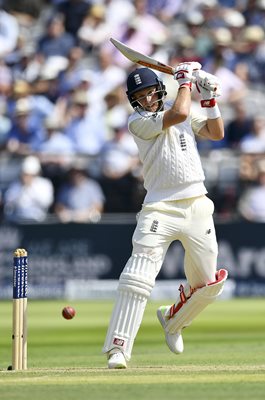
top-left (103, 92), bottom-right (222, 364)
top-left (134, 196), bottom-right (217, 288)
top-left (103, 195), bottom-right (218, 360)
top-left (0, 11), bottom-right (19, 57)
top-left (238, 186), bottom-right (265, 222)
top-left (4, 176), bottom-right (54, 222)
top-left (240, 135), bottom-right (265, 153)
top-left (128, 101), bottom-right (207, 202)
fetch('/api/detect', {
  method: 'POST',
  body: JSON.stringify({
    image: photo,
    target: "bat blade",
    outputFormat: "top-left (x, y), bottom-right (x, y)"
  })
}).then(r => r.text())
top-left (110, 37), bottom-right (175, 75)
top-left (110, 38), bottom-right (220, 94)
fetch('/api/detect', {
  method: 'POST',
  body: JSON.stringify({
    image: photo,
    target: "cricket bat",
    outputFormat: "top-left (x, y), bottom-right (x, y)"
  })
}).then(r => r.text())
top-left (110, 38), bottom-right (220, 93)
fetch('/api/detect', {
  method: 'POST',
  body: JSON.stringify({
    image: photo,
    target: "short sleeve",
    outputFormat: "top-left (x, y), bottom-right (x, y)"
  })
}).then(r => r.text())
top-left (190, 111), bottom-right (207, 136)
top-left (128, 112), bottom-right (164, 140)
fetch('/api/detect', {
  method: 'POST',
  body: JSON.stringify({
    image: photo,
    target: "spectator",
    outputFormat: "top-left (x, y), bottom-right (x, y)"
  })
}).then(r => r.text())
top-left (57, 46), bottom-right (86, 95)
top-left (103, 86), bottom-right (129, 140)
top-left (10, 46), bottom-right (42, 83)
top-left (37, 115), bottom-right (74, 156)
top-left (232, 25), bottom-right (265, 84)
top-left (203, 53), bottom-right (247, 106)
top-left (225, 101), bottom-right (253, 149)
top-left (7, 79), bottom-right (55, 123)
top-left (146, 0), bottom-right (184, 23)
top-left (64, 90), bottom-right (107, 155)
top-left (37, 13), bottom-right (75, 58)
top-left (3, 155), bottom-right (54, 223)
top-left (99, 124), bottom-right (143, 213)
top-left (110, 17), bottom-right (155, 69)
top-left (77, 4), bottom-right (112, 51)
top-left (243, 0), bottom-right (265, 26)
top-left (0, 8), bottom-right (19, 58)
top-left (239, 116), bottom-right (265, 153)
top-left (183, 11), bottom-right (213, 59)
top-left (0, 59), bottom-right (13, 96)
top-left (238, 159), bottom-right (265, 222)
top-left (54, 161), bottom-right (105, 223)
top-left (0, 99), bottom-right (12, 149)
top-left (132, 0), bottom-right (169, 44)
top-left (56, 0), bottom-right (91, 36)
top-left (89, 46), bottom-right (127, 107)
top-left (104, 0), bottom-right (135, 28)
top-left (101, 123), bottom-right (139, 160)
top-left (6, 98), bottom-right (45, 155)
top-left (32, 62), bottom-right (66, 104)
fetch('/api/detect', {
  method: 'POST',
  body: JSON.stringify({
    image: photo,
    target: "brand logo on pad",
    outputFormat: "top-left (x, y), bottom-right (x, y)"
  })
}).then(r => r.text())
top-left (113, 338), bottom-right (125, 347)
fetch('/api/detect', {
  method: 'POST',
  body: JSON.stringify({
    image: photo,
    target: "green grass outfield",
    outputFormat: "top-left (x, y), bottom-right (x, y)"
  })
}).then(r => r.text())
top-left (0, 298), bottom-right (265, 400)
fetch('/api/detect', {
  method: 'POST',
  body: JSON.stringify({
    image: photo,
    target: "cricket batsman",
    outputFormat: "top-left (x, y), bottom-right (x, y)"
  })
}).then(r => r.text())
top-left (102, 62), bottom-right (228, 368)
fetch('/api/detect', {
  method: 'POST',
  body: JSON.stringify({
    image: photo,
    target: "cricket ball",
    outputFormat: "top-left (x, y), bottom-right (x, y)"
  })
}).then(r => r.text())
top-left (62, 306), bottom-right (76, 320)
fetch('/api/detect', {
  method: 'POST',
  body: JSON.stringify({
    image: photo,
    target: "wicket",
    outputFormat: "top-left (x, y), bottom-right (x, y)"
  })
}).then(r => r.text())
top-left (12, 248), bottom-right (28, 370)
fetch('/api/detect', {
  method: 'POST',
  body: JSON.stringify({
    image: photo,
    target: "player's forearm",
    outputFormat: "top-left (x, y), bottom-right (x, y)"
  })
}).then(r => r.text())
top-left (162, 87), bottom-right (191, 129)
top-left (204, 117), bottom-right (224, 141)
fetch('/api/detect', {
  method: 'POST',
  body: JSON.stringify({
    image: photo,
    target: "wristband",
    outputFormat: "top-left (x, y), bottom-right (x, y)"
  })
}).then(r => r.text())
top-left (200, 98), bottom-right (216, 107)
top-left (179, 82), bottom-right (192, 91)
top-left (206, 104), bottom-right (221, 119)
top-left (202, 103), bottom-right (221, 119)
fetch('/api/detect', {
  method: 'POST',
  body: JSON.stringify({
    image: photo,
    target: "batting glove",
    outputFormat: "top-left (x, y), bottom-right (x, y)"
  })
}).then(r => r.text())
top-left (174, 62), bottom-right (202, 90)
top-left (195, 70), bottom-right (221, 107)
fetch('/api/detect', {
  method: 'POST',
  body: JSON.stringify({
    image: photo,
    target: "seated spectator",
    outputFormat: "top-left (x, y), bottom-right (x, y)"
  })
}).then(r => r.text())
top-left (57, 46), bottom-right (86, 96)
top-left (3, 155), bottom-right (54, 223)
top-left (233, 25), bottom-right (265, 84)
top-left (146, 0), bottom-right (183, 23)
top-left (239, 116), bottom-right (265, 153)
top-left (103, 87), bottom-right (129, 140)
top-left (37, 115), bottom-right (74, 155)
top-left (0, 99), bottom-right (12, 149)
top-left (203, 53), bottom-right (247, 106)
top-left (7, 79), bottom-right (55, 122)
top-left (89, 46), bottom-right (127, 107)
top-left (32, 58), bottom-right (69, 104)
top-left (54, 161), bottom-right (105, 223)
top-left (6, 98), bottom-right (45, 155)
top-left (225, 101), bottom-right (253, 149)
top-left (0, 8), bottom-right (19, 58)
top-left (64, 90), bottom-right (107, 155)
top-left (105, 0), bottom-right (135, 28)
top-left (0, 59), bottom-right (13, 97)
top-left (77, 4), bottom-right (112, 51)
top-left (99, 126), bottom-right (144, 213)
top-left (37, 13), bottom-right (75, 58)
top-left (101, 123), bottom-right (139, 163)
top-left (238, 159), bottom-right (265, 222)
top-left (56, 0), bottom-right (91, 36)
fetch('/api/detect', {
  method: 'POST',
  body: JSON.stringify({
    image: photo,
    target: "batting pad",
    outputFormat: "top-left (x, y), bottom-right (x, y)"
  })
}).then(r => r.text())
top-left (102, 253), bottom-right (157, 360)
top-left (165, 269), bottom-right (228, 334)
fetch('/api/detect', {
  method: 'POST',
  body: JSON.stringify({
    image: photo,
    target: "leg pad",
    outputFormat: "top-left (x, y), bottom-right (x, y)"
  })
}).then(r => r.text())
top-left (165, 269), bottom-right (228, 334)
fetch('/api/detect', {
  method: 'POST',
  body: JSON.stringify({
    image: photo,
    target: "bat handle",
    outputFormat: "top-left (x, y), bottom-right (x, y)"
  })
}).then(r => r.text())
top-left (192, 70), bottom-right (219, 92)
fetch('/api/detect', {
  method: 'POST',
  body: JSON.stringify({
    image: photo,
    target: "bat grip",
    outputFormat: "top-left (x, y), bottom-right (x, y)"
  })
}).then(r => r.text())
top-left (192, 70), bottom-right (218, 92)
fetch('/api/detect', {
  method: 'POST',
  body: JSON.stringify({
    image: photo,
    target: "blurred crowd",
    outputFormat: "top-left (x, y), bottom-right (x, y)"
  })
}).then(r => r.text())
top-left (0, 0), bottom-right (265, 224)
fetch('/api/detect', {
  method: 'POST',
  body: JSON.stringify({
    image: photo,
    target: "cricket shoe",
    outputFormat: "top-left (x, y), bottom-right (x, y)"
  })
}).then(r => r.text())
top-left (108, 349), bottom-right (127, 369)
top-left (157, 306), bottom-right (184, 354)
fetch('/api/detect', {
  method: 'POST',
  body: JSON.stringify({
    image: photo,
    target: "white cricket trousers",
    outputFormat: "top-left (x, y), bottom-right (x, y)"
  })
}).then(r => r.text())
top-left (103, 195), bottom-right (218, 360)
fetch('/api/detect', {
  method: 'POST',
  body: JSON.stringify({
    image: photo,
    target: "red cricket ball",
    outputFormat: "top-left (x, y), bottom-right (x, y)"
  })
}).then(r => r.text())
top-left (62, 306), bottom-right (76, 320)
